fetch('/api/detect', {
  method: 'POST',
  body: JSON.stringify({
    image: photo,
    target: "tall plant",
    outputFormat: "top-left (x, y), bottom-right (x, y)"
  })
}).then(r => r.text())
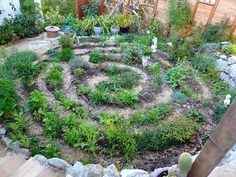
top-left (167, 0), bottom-right (192, 31)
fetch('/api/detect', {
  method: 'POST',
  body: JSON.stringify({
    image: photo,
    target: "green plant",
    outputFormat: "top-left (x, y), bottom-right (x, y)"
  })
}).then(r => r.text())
top-left (191, 53), bottom-right (215, 73)
top-left (212, 80), bottom-right (229, 100)
top-left (77, 85), bottom-right (91, 95)
top-left (115, 89), bottom-right (139, 106)
top-left (90, 89), bottom-right (110, 105)
top-left (45, 64), bottom-right (63, 89)
top-left (28, 90), bottom-right (48, 121)
top-left (82, 0), bottom-right (100, 18)
top-left (44, 7), bottom-right (65, 26)
top-left (118, 14), bottom-right (134, 28)
top-left (166, 63), bottom-right (188, 88)
top-left (121, 44), bottom-right (143, 64)
top-left (171, 91), bottom-right (188, 104)
top-left (59, 34), bottom-right (73, 49)
top-left (213, 102), bottom-right (227, 123)
top-left (43, 112), bottom-right (64, 139)
top-left (0, 79), bottom-right (19, 118)
top-left (180, 86), bottom-right (193, 97)
top-left (149, 62), bottom-right (161, 75)
top-left (167, 0), bottom-right (192, 31)
top-left (74, 68), bottom-right (85, 77)
top-left (104, 120), bottom-right (136, 160)
top-left (89, 50), bottom-right (107, 63)
top-left (223, 43), bottom-right (236, 55)
top-left (186, 108), bottom-right (206, 125)
top-left (42, 142), bottom-right (60, 158)
top-left (69, 57), bottom-right (90, 70)
top-left (153, 74), bottom-right (163, 88)
top-left (0, 18), bottom-right (15, 45)
top-left (58, 48), bottom-right (74, 61)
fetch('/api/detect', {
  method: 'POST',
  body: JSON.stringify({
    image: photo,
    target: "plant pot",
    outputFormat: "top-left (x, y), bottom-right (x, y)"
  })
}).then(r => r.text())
top-left (110, 26), bottom-right (120, 35)
top-left (76, 28), bottom-right (82, 36)
top-left (93, 26), bottom-right (103, 36)
top-left (45, 26), bottom-right (60, 38)
top-left (63, 25), bottom-right (72, 33)
top-left (120, 27), bottom-right (129, 34)
top-left (153, 167), bottom-right (169, 177)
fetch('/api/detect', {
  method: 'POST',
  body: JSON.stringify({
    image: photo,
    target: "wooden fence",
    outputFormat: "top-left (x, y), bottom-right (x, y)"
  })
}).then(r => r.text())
top-left (76, 0), bottom-right (236, 36)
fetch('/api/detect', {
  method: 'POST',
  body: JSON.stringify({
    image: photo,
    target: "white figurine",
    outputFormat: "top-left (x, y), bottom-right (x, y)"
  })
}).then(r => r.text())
top-left (224, 94), bottom-right (232, 107)
top-left (151, 37), bottom-right (158, 53)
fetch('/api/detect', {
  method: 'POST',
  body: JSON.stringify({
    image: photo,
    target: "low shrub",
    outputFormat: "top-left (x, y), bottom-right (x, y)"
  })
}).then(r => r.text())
top-left (149, 62), bottom-right (161, 75)
top-left (186, 108), bottom-right (206, 125)
top-left (121, 44), bottom-right (143, 64)
top-left (42, 142), bottom-right (60, 158)
top-left (171, 91), bottom-right (188, 104)
top-left (59, 34), bottom-right (73, 49)
top-left (89, 50), bottom-right (107, 64)
top-left (45, 64), bottom-right (63, 89)
top-left (115, 89), bottom-right (139, 106)
top-left (223, 44), bottom-right (236, 55)
top-left (0, 79), bottom-right (19, 119)
top-left (69, 57), bottom-right (90, 70)
top-left (191, 53), bottom-right (215, 73)
top-left (58, 48), bottom-right (74, 61)
top-left (180, 86), bottom-right (193, 97)
top-left (213, 102), bottom-right (227, 123)
top-left (90, 89), bottom-right (111, 105)
top-left (74, 68), bottom-right (85, 77)
top-left (0, 18), bottom-right (15, 45)
top-left (212, 80), bottom-right (229, 100)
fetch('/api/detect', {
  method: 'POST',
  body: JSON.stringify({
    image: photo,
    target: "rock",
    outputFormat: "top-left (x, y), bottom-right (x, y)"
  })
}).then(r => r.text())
top-left (0, 127), bottom-right (6, 135)
top-left (18, 148), bottom-right (30, 158)
top-left (228, 56), bottom-right (236, 65)
top-left (2, 136), bottom-right (12, 147)
top-left (228, 64), bottom-right (236, 78)
top-left (34, 155), bottom-right (48, 166)
top-left (216, 59), bottom-right (228, 71)
top-left (10, 141), bottom-right (20, 151)
top-left (220, 54), bottom-right (227, 60)
top-left (220, 72), bottom-right (230, 82)
top-left (48, 158), bottom-right (72, 171)
top-left (85, 164), bottom-right (104, 177)
top-left (120, 169), bottom-right (150, 177)
top-left (66, 161), bottom-right (85, 177)
top-left (228, 79), bottom-right (236, 88)
top-left (104, 164), bottom-right (120, 177)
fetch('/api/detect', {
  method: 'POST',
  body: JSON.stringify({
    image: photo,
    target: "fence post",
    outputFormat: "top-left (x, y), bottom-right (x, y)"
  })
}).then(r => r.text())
top-left (188, 98), bottom-right (236, 177)
top-left (207, 0), bottom-right (220, 24)
top-left (192, 0), bottom-right (199, 19)
top-left (153, 0), bottom-right (159, 19)
top-left (230, 16), bottom-right (236, 38)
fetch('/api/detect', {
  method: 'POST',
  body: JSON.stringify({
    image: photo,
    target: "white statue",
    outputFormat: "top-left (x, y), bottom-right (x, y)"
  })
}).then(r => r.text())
top-left (151, 37), bottom-right (158, 53)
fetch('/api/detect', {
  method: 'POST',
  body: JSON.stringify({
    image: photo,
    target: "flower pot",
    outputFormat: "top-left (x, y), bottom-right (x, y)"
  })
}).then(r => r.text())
top-left (63, 25), bottom-right (72, 33)
top-left (45, 26), bottom-right (60, 38)
top-left (120, 27), bottom-right (129, 34)
top-left (153, 167), bottom-right (169, 177)
top-left (76, 28), bottom-right (82, 36)
top-left (110, 26), bottom-right (120, 35)
top-left (93, 26), bottom-right (103, 36)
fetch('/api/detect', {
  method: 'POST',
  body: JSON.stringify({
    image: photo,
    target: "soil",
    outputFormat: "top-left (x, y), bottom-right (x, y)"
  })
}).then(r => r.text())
top-left (15, 37), bottom-right (218, 171)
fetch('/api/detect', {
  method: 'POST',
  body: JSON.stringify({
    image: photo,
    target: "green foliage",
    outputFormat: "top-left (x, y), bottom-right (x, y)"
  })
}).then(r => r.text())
top-left (89, 50), bottom-right (107, 63)
top-left (0, 18), bottom-right (15, 45)
top-left (43, 112), bottom-right (64, 139)
top-left (59, 34), bottom-right (73, 49)
top-left (114, 89), bottom-right (139, 106)
top-left (69, 57), bottom-right (90, 70)
top-left (186, 108), bottom-right (206, 125)
top-left (104, 119), bottom-right (136, 160)
top-left (28, 90), bottom-right (48, 121)
top-left (191, 53), bottom-right (216, 73)
top-left (166, 63), bottom-right (188, 88)
top-left (202, 18), bottom-right (231, 42)
top-left (171, 91), bottom-right (188, 104)
top-left (77, 85), bottom-right (91, 95)
top-left (149, 62), bottom-right (161, 75)
top-left (58, 48), bottom-right (74, 61)
top-left (132, 104), bottom-right (172, 125)
top-left (0, 79), bottom-right (19, 118)
top-left (42, 142), bottom-right (60, 158)
top-left (45, 64), bottom-right (63, 89)
top-left (212, 80), bottom-right (229, 100)
top-left (178, 152), bottom-right (192, 175)
top-left (82, 0), bottom-right (100, 18)
top-left (44, 7), bottom-right (65, 26)
top-left (180, 86), bottom-right (193, 97)
top-left (167, 0), bottom-right (192, 31)
top-left (223, 43), bottom-right (236, 55)
top-left (90, 89), bottom-right (110, 105)
top-left (213, 102), bottom-right (227, 123)
top-left (137, 117), bottom-right (201, 151)
top-left (63, 121), bottom-right (100, 153)
top-left (74, 68), bottom-right (85, 77)
top-left (121, 44), bottom-right (143, 64)
top-left (152, 74), bottom-right (163, 88)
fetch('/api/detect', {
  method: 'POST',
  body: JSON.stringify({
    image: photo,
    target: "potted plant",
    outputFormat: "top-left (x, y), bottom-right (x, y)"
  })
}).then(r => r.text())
top-left (73, 19), bottom-right (83, 36)
top-left (118, 14), bottom-right (134, 34)
top-left (81, 17), bottom-right (93, 36)
top-left (92, 16), bottom-right (104, 36)
top-left (109, 15), bottom-right (120, 35)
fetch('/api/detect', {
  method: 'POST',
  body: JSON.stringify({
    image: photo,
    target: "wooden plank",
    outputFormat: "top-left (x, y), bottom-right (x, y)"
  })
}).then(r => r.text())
top-left (192, 0), bottom-right (200, 18)
top-left (188, 98), bottom-right (236, 177)
top-left (230, 16), bottom-right (236, 37)
top-left (207, 0), bottom-right (220, 24)
top-left (153, 0), bottom-right (159, 19)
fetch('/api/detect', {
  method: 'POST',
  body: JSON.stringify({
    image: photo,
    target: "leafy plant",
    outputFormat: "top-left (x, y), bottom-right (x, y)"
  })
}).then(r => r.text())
top-left (191, 53), bottom-right (215, 73)
top-left (42, 142), bottom-right (60, 158)
top-left (89, 50), bottom-right (107, 63)
top-left (212, 80), bottom-right (229, 100)
top-left (186, 108), bottom-right (206, 125)
top-left (44, 7), bottom-right (65, 26)
top-left (149, 62), bottom-right (161, 75)
top-left (90, 89), bottom-right (110, 105)
top-left (223, 43), bottom-right (236, 55)
top-left (28, 90), bottom-right (48, 121)
top-left (58, 48), bottom-right (74, 61)
top-left (171, 91), bottom-right (188, 104)
top-left (115, 89), bottom-right (139, 106)
top-left (77, 85), bottom-right (91, 95)
top-left (74, 68), bottom-right (85, 77)
top-left (121, 44), bottom-right (143, 64)
top-left (82, 0), bottom-right (100, 18)
top-left (0, 79), bottom-right (19, 118)
top-left (118, 14), bottom-right (134, 28)
top-left (59, 34), bottom-right (73, 49)
top-left (45, 64), bottom-right (63, 89)
top-left (0, 18), bottom-right (15, 45)
top-left (213, 102), bottom-right (227, 123)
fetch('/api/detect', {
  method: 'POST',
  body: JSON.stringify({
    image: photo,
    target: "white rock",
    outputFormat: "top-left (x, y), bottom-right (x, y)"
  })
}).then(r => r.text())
top-left (228, 56), bottom-right (236, 65)
top-left (220, 54), bottom-right (227, 60)
top-left (216, 59), bottom-right (228, 71)
top-left (85, 164), bottom-right (104, 177)
top-left (120, 169), bottom-right (150, 177)
top-left (0, 127), bottom-right (6, 135)
top-left (228, 79), bottom-right (236, 88)
top-left (228, 64), bottom-right (236, 78)
top-left (34, 155), bottom-right (48, 166)
top-left (104, 164), bottom-right (120, 177)
top-left (66, 162), bottom-right (84, 177)
top-left (220, 72), bottom-right (230, 82)
top-left (48, 158), bottom-right (72, 171)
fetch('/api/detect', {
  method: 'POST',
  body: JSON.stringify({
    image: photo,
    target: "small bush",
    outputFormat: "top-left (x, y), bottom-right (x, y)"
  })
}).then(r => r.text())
top-left (69, 57), bottom-right (90, 70)
top-left (121, 44), bottom-right (143, 64)
top-left (45, 65), bottom-right (63, 89)
top-left (90, 89), bottom-right (110, 105)
top-left (74, 68), bottom-right (85, 77)
top-left (180, 86), bottom-right (193, 97)
top-left (42, 142), bottom-right (60, 158)
top-left (212, 80), bottom-right (229, 100)
top-left (223, 44), bottom-right (236, 55)
top-left (59, 34), bottom-right (73, 49)
top-left (89, 50), bottom-right (107, 64)
top-left (186, 108), bottom-right (206, 125)
top-left (153, 74), bottom-right (163, 88)
top-left (58, 48), bottom-right (74, 61)
top-left (77, 85), bottom-right (91, 95)
top-left (213, 102), bottom-right (227, 123)
top-left (115, 89), bottom-right (139, 106)
top-left (191, 54), bottom-right (215, 73)
top-left (149, 62), bottom-right (161, 75)
top-left (171, 91), bottom-right (188, 104)
top-left (0, 79), bottom-right (19, 119)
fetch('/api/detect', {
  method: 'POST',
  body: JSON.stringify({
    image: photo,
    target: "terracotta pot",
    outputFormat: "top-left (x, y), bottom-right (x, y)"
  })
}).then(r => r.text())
top-left (45, 26), bottom-right (60, 38)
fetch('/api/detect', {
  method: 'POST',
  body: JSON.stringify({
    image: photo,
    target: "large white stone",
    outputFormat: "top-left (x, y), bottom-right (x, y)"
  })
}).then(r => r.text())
top-left (104, 164), bottom-right (120, 177)
top-left (228, 56), bottom-right (236, 65)
top-left (48, 158), bottom-right (72, 171)
top-left (228, 64), bottom-right (236, 78)
top-left (220, 54), bottom-right (227, 60)
top-left (85, 164), bottom-right (104, 177)
top-left (216, 59), bottom-right (228, 71)
top-left (228, 78), bottom-right (236, 88)
top-left (66, 162), bottom-right (84, 177)
top-left (220, 72), bottom-right (230, 82)
top-left (120, 169), bottom-right (150, 177)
